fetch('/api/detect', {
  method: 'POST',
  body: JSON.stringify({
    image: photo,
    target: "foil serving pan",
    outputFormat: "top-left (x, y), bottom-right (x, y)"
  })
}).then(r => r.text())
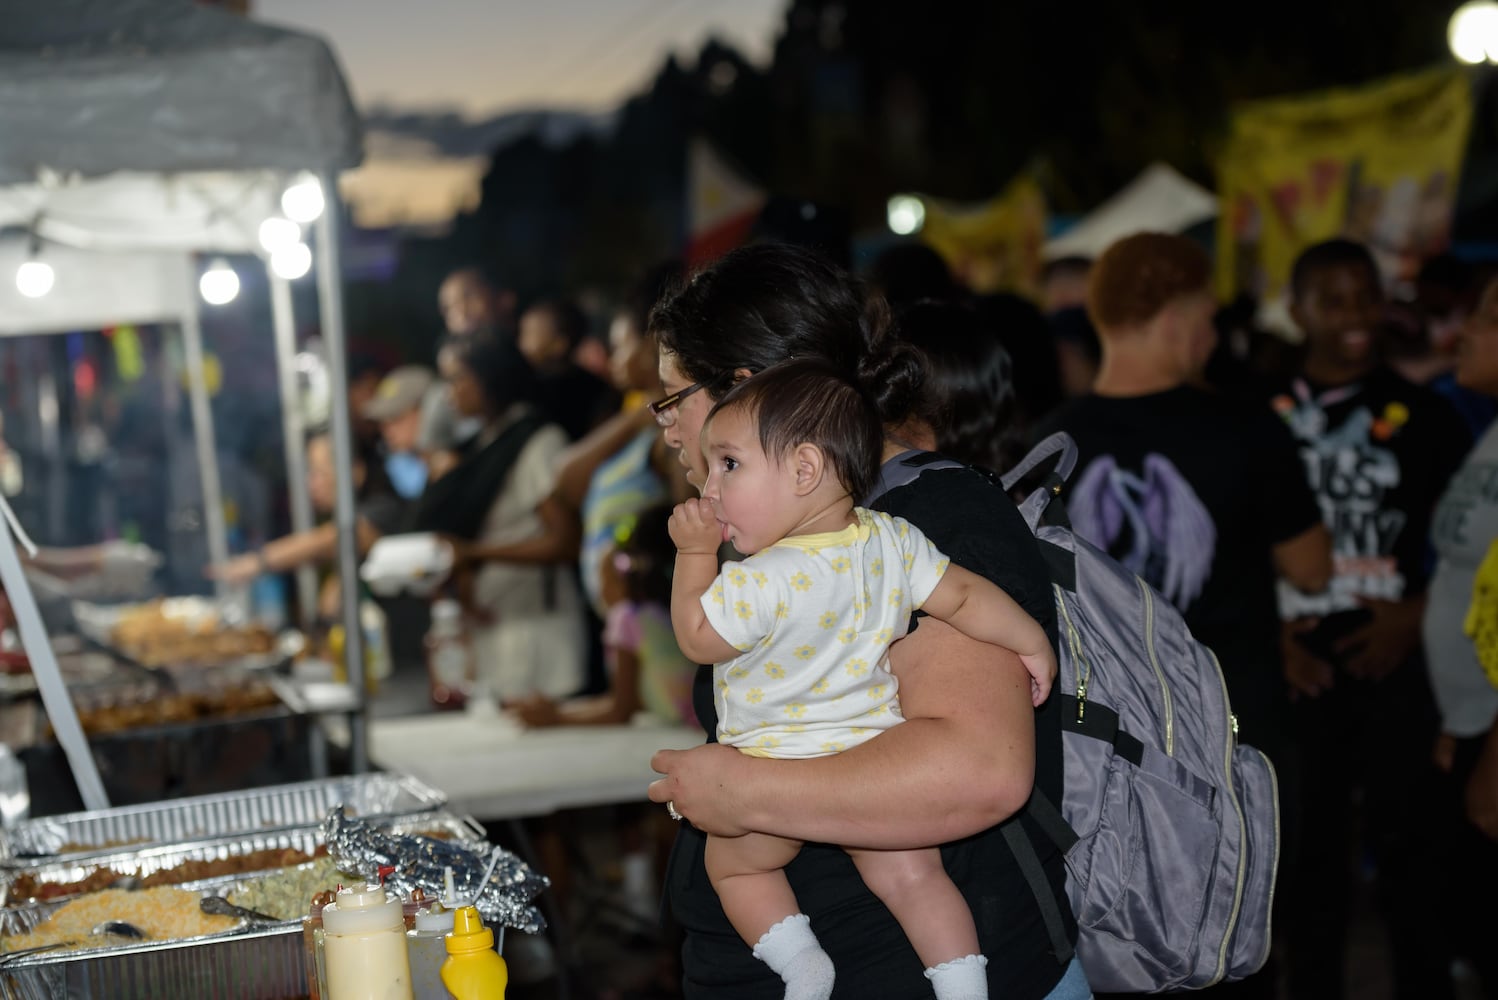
top-left (0, 814), bottom-right (490, 999)
top-left (0, 772), bottom-right (447, 864)
top-left (0, 921), bottom-right (305, 1000)
top-left (0, 813), bottom-right (484, 909)
top-left (70, 598), bottom-right (295, 677)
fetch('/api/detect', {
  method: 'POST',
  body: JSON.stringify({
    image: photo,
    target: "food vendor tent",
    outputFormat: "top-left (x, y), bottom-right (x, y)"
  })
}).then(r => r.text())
top-left (0, 0), bottom-right (370, 807)
top-left (1043, 162), bottom-right (1218, 260)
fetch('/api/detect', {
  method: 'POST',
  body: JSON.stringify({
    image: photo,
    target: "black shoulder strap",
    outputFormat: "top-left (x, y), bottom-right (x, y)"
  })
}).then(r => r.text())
top-left (408, 411), bottom-right (547, 539)
top-left (1002, 804), bottom-right (1076, 965)
top-left (865, 445), bottom-right (1080, 967)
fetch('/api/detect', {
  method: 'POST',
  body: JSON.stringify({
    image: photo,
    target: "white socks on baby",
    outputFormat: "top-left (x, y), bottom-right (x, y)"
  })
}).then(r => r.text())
top-left (924, 953), bottom-right (989, 1000)
top-left (752, 913), bottom-right (835, 1000)
top-left (753, 915), bottom-right (986, 1000)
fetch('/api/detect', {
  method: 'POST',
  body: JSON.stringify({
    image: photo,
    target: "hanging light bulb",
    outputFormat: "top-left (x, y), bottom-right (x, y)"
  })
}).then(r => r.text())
top-left (15, 260), bottom-right (54, 298)
top-left (199, 257), bottom-right (240, 305)
top-left (270, 242), bottom-right (312, 280)
top-left (1450, 1), bottom-right (1498, 63)
top-left (886, 195), bottom-right (926, 236)
top-left (281, 173), bottom-right (325, 224)
top-left (258, 216), bottom-right (302, 254)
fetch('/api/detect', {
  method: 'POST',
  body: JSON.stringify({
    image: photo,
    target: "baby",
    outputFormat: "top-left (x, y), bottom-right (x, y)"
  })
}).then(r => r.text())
top-left (669, 358), bottom-right (1056, 1000)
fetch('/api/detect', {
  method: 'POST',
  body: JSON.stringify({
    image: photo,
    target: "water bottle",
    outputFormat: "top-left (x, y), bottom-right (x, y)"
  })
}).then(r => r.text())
top-left (253, 574), bottom-right (288, 633)
top-left (424, 599), bottom-right (470, 710)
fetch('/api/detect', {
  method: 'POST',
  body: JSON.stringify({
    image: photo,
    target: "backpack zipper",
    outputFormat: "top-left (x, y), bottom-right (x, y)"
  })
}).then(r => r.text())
top-left (1206, 648), bottom-right (1249, 987)
top-left (1054, 584), bottom-right (1089, 722)
top-left (1136, 579), bottom-right (1174, 755)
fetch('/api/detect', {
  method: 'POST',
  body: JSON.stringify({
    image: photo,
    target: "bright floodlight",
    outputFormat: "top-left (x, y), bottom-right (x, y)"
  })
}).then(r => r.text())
top-left (258, 217), bottom-right (302, 254)
top-left (271, 242), bottom-right (313, 281)
top-left (199, 258), bottom-right (240, 305)
top-left (281, 173), bottom-right (325, 224)
top-left (887, 195), bottom-right (926, 236)
top-left (15, 260), bottom-right (54, 299)
top-left (1450, 1), bottom-right (1498, 63)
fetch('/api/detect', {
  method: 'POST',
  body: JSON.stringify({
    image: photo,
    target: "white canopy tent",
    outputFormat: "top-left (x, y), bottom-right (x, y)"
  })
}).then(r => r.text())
top-left (0, 0), bottom-right (369, 807)
top-left (0, 238), bottom-right (193, 335)
top-left (1044, 162), bottom-right (1218, 261)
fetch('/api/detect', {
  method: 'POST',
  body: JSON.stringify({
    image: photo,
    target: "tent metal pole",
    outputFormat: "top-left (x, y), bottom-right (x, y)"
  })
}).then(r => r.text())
top-left (37, 367), bottom-right (63, 543)
top-left (315, 173), bottom-right (368, 775)
top-left (0, 494), bottom-right (108, 811)
top-left (180, 275), bottom-right (229, 601)
top-left (268, 268), bottom-right (318, 627)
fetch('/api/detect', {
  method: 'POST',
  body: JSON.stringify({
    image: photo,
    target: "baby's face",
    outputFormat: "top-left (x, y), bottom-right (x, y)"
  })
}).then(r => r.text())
top-left (698, 406), bottom-right (791, 556)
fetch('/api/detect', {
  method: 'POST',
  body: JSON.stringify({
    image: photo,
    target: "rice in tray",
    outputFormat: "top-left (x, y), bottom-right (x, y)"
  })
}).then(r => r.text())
top-left (2, 887), bottom-right (237, 953)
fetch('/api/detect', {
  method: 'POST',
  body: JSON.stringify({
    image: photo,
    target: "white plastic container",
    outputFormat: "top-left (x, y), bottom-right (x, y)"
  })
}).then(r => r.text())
top-left (360, 533), bottom-right (455, 598)
top-left (321, 884), bottom-right (414, 1000)
top-left (407, 902), bottom-right (457, 1000)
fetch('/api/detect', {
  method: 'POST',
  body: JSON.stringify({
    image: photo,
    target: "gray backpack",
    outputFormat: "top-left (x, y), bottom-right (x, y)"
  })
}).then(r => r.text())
top-left (869, 433), bottom-right (1280, 994)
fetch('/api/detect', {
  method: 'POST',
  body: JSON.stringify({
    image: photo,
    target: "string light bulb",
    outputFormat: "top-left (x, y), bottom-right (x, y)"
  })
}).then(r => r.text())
top-left (199, 257), bottom-right (240, 305)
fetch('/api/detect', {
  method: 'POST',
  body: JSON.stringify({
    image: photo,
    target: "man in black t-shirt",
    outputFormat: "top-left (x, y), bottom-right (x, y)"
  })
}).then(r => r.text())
top-left (1043, 234), bottom-right (1329, 749)
top-left (1043, 234), bottom-right (1330, 1000)
top-left (1271, 239), bottom-right (1470, 1000)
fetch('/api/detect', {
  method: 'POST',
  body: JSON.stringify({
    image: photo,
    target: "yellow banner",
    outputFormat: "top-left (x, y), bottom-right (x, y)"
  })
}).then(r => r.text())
top-left (1216, 67), bottom-right (1473, 310)
top-left (920, 175), bottom-right (1047, 297)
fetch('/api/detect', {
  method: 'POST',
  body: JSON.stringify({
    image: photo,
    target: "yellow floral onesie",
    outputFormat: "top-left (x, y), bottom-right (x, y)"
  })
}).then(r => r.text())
top-left (701, 507), bottom-right (949, 759)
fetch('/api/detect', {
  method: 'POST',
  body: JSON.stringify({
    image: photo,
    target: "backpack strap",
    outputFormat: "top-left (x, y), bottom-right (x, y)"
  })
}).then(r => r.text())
top-left (864, 449), bottom-right (964, 505)
top-left (1002, 813), bottom-right (1076, 965)
top-left (999, 432), bottom-right (1079, 533)
top-left (867, 446), bottom-right (1080, 968)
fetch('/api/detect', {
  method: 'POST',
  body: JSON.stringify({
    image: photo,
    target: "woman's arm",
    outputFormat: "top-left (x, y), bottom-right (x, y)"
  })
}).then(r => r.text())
top-left (209, 523), bottom-right (337, 583)
top-left (458, 494), bottom-right (581, 566)
top-left (515, 647), bottom-right (644, 727)
top-left (649, 616), bottom-right (1036, 850)
top-left (552, 406), bottom-right (655, 512)
top-left (210, 513), bottom-right (388, 585)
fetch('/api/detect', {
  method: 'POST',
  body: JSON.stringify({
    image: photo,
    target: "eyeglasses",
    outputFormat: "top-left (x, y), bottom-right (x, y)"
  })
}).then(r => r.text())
top-left (648, 381), bottom-right (706, 428)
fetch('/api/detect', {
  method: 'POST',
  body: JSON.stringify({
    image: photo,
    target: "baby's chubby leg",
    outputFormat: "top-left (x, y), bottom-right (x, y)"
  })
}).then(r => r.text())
top-left (707, 832), bottom-right (834, 1000)
top-left (705, 831), bottom-right (805, 945)
top-left (847, 846), bottom-right (988, 1000)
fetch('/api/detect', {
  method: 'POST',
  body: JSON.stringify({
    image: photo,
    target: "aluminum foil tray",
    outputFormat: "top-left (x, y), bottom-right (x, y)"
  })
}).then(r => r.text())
top-left (70, 598), bottom-right (292, 675)
top-left (0, 813), bottom-right (484, 909)
top-left (0, 814), bottom-right (491, 1000)
top-left (0, 772), bottom-right (447, 864)
top-left (0, 922), bottom-right (305, 1000)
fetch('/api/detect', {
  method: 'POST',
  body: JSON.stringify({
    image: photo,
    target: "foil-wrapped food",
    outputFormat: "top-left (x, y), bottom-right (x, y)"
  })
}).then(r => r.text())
top-left (322, 807), bottom-right (548, 934)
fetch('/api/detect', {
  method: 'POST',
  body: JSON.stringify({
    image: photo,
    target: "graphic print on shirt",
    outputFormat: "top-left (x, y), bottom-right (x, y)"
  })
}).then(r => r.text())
top-left (1275, 385), bottom-right (1409, 616)
top-left (1432, 456), bottom-right (1498, 553)
top-left (1071, 453), bottom-right (1217, 610)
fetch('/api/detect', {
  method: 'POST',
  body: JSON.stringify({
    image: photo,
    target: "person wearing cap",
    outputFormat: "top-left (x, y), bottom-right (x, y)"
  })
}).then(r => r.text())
top-left (364, 365), bottom-right (436, 501)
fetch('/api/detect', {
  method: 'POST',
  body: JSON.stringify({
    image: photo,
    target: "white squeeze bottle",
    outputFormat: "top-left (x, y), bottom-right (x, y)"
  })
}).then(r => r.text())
top-left (407, 868), bottom-right (460, 1000)
top-left (322, 882), bottom-right (414, 1000)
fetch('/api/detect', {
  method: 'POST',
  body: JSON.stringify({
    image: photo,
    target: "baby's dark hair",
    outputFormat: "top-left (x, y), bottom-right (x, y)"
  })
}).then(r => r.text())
top-left (708, 357), bottom-right (882, 503)
top-left (616, 503), bottom-right (676, 608)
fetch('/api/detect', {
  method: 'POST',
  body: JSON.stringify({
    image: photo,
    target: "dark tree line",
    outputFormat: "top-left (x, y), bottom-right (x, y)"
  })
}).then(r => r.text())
top-left (349, 0), bottom-right (1462, 358)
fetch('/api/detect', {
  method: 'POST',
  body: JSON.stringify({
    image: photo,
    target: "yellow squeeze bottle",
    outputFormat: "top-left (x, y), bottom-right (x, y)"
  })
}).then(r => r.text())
top-left (440, 905), bottom-right (507, 999)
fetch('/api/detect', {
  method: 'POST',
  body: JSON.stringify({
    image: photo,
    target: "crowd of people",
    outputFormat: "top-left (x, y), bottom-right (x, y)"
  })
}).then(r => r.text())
top-left (225, 225), bottom-right (1498, 999)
